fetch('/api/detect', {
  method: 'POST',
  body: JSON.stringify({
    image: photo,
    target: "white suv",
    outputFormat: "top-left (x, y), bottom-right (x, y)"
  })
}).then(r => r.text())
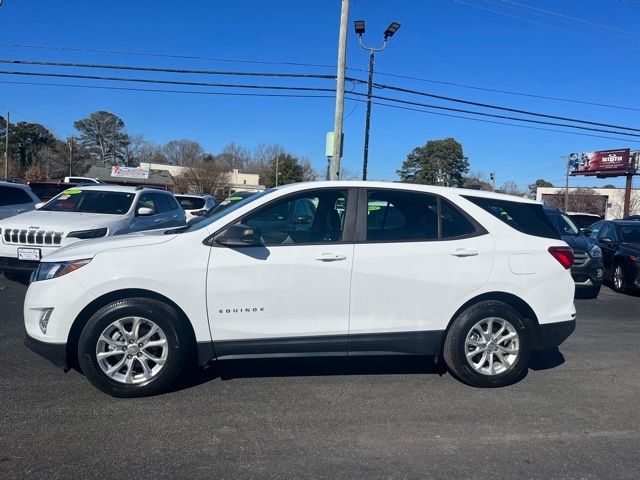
top-left (23, 182), bottom-right (576, 397)
top-left (0, 185), bottom-right (185, 280)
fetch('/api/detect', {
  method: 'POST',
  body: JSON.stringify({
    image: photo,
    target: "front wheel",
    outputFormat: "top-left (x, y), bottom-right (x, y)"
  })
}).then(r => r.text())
top-left (612, 263), bottom-right (626, 293)
top-left (78, 298), bottom-right (189, 397)
top-left (443, 301), bottom-right (533, 388)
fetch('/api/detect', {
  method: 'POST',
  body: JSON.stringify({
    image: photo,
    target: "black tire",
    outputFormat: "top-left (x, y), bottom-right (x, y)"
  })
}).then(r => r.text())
top-left (611, 263), bottom-right (626, 293)
top-left (78, 297), bottom-right (189, 397)
top-left (443, 300), bottom-right (533, 388)
top-left (3, 271), bottom-right (31, 284)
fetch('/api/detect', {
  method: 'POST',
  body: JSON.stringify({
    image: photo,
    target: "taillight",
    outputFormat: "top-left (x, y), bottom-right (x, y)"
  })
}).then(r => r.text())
top-left (548, 246), bottom-right (574, 269)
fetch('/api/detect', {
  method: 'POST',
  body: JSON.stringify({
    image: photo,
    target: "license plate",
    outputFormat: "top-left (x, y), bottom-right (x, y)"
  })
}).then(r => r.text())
top-left (18, 248), bottom-right (41, 261)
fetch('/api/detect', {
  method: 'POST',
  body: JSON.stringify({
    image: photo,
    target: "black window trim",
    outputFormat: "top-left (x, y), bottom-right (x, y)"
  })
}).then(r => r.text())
top-left (355, 187), bottom-right (487, 244)
top-left (205, 187), bottom-right (359, 247)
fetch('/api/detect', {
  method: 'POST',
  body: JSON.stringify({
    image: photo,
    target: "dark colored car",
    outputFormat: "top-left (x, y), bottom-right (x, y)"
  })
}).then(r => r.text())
top-left (187, 191), bottom-right (258, 226)
top-left (586, 220), bottom-right (640, 293)
top-left (27, 181), bottom-right (78, 202)
top-left (566, 212), bottom-right (602, 231)
top-left (544, 207), bottom-right (603, 298)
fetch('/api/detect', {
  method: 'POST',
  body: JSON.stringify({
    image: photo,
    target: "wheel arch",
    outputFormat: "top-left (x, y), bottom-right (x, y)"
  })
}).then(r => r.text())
top-left (438, 291), bottom-right (541, 355)
top-left (67, 288), bottom-right (197, 370)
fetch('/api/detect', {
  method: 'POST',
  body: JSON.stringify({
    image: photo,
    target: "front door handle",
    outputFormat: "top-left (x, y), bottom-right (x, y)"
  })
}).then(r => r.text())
top-left (154, 218), bottom-right (163, 223)
top-left (315, 252), bottom-right (347, 262)
top-left (450, 248), bottom-right (479, 257)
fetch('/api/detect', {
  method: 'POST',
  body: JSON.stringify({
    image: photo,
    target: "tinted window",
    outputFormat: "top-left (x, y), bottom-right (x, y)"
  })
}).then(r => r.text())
top-left (545, 210), bottom-right (580, 236)
top-left (440, 198), bottom-right (477, 238)
top-left (152, 193), bottom-right (172, 213)
top-left (589, 221), bottom-right (604, 238)
top-left (243, 190), bottom-right (347, 244)
top-left (136, 193), bottom-right (156, 214)
top-left (464, 196), bottom-right (558, 239)
top-left (569, 214), bottom-right (601, 230)
top-left (0, 186), bottom-right (33, 206)
top-left (41, 190), bottom-right (134, 215)
top-left (167, 195), bottom-right (181, 211)
top-left (28, 184), bottom-right (70, 201)
top-left (177, 196), bottom-right (205, 210)
top-left (599, 224), bottom-right (618, 242)
top-left (620, 224), bottom-right (640, 243)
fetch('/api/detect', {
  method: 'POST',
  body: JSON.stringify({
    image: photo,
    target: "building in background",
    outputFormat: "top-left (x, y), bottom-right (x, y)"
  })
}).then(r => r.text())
top-left (536, 187), bottom-right (640, 219)
top-left (85, 165), bottom-right (176, 190)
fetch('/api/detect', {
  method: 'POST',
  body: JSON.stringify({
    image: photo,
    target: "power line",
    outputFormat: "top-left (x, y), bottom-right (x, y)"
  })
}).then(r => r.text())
top-left (497, 0), bottom-right (640, 38)
top-left (366, 80), bottom-right (640, 132)
top-left (0, 58), bottom-right (340, 80)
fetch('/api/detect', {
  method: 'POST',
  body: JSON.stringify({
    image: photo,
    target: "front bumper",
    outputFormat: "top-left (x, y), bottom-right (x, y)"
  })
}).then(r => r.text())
top-left (570, 262), bottom-right (603, 289)
top-left (24, 333), bottom-right (68, 369)
top-left (536, 319), bottom-right (576, 350)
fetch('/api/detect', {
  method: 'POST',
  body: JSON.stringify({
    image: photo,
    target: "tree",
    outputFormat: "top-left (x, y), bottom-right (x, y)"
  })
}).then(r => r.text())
top-left (217, 142), bottom-right (252, 170)
top-left (544, 187), bottom-right (606, 214)
top-left (397, 138), bottom-right (469, 187)
top-left (462, 171), bottom-right (493, 191)
top-left (602, 184), bottom-right (616, 189)
top-left (527, 179), bottom-right (553, 199)
top-left (10, 122), bottom-right (56, 170)
top-left (162, 139), bottom-right (204, 166)
top-left (497, 180), bottom-right (526, 197)
top-left (175, 156), bottom-right (228, 195)
top-left (264, 153), bottom-right (305, 188)
top-left (74, 111), bottom-right (130, 165)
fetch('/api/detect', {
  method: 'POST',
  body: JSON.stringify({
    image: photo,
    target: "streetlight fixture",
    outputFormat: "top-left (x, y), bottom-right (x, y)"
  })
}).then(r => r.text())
top-left (354, 20), bottom-right (401, 180)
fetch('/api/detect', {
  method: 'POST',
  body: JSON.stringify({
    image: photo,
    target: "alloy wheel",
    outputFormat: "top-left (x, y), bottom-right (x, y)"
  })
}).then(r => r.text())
top-left (96, 316), bottom-right (168, 384)
top-left (613, 265), bottom-right (624, 291)
top-left (464, 317), bottom-right (519, 376)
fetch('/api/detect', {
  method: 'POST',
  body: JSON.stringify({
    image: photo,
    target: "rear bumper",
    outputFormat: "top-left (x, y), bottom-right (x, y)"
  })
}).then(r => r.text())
top-left (24, 334), bottom-right (68, 369)
top-left (0, 256), bottom-right (39, 273)
top-left (536, 319), bottom-right (576, 350)
top-left (571, 263), bottom-right (603, 289)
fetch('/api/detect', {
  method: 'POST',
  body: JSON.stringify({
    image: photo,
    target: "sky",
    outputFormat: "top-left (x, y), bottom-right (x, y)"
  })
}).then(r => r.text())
top-left (0, 0), bottom-right (639, 190)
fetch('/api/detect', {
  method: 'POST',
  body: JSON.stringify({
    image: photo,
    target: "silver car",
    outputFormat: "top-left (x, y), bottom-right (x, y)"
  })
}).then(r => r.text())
top-left (0, 181), bottom-right (40, 220)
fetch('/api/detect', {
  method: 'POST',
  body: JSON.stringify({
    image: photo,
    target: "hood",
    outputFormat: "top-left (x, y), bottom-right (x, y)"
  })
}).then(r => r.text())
top-left (560, 234), bottom-right (592, 252)
top-left (45, 229), bottom-right (177, 262)
top-left (0, 209), bottom-right (123, 231)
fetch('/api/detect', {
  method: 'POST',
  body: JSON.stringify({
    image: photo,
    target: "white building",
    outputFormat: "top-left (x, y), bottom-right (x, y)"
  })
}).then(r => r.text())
top-left (139, 163), bottom-right (265, 193)
top-left (536, 187), bottom-right (640, 219)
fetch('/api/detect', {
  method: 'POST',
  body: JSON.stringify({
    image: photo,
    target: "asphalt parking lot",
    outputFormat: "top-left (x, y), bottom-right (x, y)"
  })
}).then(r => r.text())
top-left (1, 278), bottom-right (639, 479)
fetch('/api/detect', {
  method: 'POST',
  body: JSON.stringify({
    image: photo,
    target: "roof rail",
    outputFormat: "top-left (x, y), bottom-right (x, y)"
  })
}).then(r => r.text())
top-left (135, 185), bottom-right (165, 191)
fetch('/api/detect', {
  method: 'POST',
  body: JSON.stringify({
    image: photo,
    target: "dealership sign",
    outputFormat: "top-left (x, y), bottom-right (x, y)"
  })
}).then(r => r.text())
top-left (569, 149), bottom-right (634, 177)
top-left (111, 165), bottom-right (150, 179)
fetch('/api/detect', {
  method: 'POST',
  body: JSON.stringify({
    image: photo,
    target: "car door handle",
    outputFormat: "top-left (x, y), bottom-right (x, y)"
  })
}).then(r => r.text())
top-left (154, 218), bottom-right (163, 223)
top-left (315, 252), bottom-right (347, 262)
top-left (450, 248), bottom-right (479, 257)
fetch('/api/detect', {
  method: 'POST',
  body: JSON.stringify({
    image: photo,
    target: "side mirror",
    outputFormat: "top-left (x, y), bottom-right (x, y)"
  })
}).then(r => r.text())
top-left (34, 202), bottom-right (45, 209)
top-left (137, 207), bottom-right (154, 216)
top-left (215, 224), bottom-right (257, 247)
top-left (599, 237), bottom-right (615, 245)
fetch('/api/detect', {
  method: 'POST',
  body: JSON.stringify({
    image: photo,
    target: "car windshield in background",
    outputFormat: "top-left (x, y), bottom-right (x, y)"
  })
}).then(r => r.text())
top-left (40, 190), bottom-right (135, 215)
top-left (463, 196), bottom-right (559, 239)
top-left (545, 210), bottom-right (580, 237)
top-left (620, 224), bottom-right (640, 243)
top-left (185, 189), bottom-right (273, 232)
top-left (177, 197), bottom-right (206, 210)
top-left (568, 214), bottom-right (600, 230)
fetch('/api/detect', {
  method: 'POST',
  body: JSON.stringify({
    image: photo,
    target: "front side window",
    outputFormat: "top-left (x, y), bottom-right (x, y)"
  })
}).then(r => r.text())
top-left (599, 224), bottom-right (618, 242)
top-left (136, 193), bottom-right (157, 215)
top-left (243, 190), bottom-right (347, 244)
top-left (41, 190), bottom-right (135, 215)
top-left (589, 221), bottom-right (603, 238)
top-left (152, 193), bottom-right (172, 213)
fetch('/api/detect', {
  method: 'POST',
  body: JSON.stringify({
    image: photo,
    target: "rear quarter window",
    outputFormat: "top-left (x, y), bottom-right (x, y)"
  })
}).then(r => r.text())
top-left (463, 196), bottom-right (559, 239)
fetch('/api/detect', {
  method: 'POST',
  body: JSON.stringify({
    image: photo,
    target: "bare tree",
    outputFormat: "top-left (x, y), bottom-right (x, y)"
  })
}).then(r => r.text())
top-left (162, 139), bottom-right (205, 166)
top-left (497, 180), bottom-right (526, 197)
top-left (175, 158), bottom-right (229, 195)
top-left (299, 156), bottom-right (319, 182)
top-left (218, 142), bottom-right (252, 170)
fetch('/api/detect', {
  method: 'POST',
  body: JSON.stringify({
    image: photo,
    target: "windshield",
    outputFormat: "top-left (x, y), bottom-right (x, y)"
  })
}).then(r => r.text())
top-left (185, 189), bottom-right (273, 232)
top-left (568, 214), bottom-right (600, 229)
top-left (620, 224), bottom-right (640, 243)
top-left (545, 210), bottom-right (580, 236)
top-left (40, 189), bottom-right (135, 215)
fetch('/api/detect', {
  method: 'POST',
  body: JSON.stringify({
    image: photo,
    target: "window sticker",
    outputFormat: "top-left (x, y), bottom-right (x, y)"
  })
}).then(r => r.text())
top-left (64, 189), bottom-right (82, 195)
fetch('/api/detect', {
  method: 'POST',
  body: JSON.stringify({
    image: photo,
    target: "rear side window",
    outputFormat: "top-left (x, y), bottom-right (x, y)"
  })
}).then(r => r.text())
top-left (463, 196), bottom-right (559, 239)
top-left (152, 193), bottom-right (172, 213)
top-left (0, 186), bottom-right (33, 206)
top-left (177, 196), bottom-right (205, 210)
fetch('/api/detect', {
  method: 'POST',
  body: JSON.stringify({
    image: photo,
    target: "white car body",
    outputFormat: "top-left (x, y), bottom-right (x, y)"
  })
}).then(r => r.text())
top-left (64, 177), bottom-right (102, 185)
top-left (175, 194), bottom-right (216, 222)
top-left (0, 181), bottom-right (40, 221)
top-left (23, 181), bottom-right (576, 394)
top-left (0, 185), bottom-right (185, 275)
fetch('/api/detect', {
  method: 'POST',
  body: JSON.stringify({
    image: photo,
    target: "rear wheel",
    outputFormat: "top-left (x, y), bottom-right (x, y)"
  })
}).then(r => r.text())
top-left (78, 298), bottom-right (189, 397)
top-left (443, 301), bottom-right (533, 388)
top-left (612, 263), bottom-right (626, 293)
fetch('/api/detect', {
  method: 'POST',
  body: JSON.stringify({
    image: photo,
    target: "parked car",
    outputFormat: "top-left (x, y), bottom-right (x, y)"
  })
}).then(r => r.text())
top-left (28, 181), bottom-right (79, 202)
top-left (566, 212), bottom-right (601, 231)
top-left (24, 182), bottom-right (576, 397)
top-left (543, 207), bottom-right (603, 298)
top-left (175, 194), bottom-right (216, 222)
top-left (187, 191), bottom-right (258, 225)
top-left (64, 176), bottom-right (103, 185)
top-left (0, 181), bottom-right (40, 221)
top-left (623, 215), bottom-right (640, 221)
top-left (586, 220), bottom-right (640, 293)
top-left (0, 185), bottom-right (186, 281)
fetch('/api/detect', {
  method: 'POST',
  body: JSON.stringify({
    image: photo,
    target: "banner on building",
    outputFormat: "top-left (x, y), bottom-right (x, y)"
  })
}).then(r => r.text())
top-left (111, 165), bottom-right (150, 179)
top-left (569, 149), bottom-right (634, 177)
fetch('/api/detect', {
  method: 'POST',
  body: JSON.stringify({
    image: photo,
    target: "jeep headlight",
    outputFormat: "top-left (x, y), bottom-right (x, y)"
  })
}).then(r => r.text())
top-left (589, 244), bottom-right (602, 258)
top-left (33, 259), bottom-right (92, 281)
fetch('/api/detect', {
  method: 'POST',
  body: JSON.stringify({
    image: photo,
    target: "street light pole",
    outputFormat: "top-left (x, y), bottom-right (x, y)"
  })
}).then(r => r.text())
top-left (355, 21), bottom-right (400, 181)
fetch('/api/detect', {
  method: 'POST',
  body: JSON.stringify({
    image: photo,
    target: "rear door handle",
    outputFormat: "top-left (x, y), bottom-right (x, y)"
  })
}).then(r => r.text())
top-left (315, 252), bottom-right (347, 262)
top-left (450, 248), bottom-right (479, 257)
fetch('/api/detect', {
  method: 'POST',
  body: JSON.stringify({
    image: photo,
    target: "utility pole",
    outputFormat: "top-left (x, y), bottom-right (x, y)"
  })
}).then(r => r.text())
top-left (354, 20), bottom-right (401, 180)
top-left (490, 172), bottom-right (496, 191)
top-left (275, 155), bottom-right (280, 187)
top-left (4, 111), bottom-right (8, 180)
top-left (563, 154), bottom-right (571, 211)
top-left (68, 136), bottom-right (74, 177)
top-left (330, 0), bottom-right (350, 181)
top-left (623, 174), bottom-right (633, 218)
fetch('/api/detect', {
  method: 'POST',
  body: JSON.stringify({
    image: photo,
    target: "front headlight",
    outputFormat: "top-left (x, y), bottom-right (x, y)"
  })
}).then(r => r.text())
top-left (589, 244), bottom-right (602, 258)
top-left (67, 228), bottom-right (108, 239)
top-left (33, 259), bottom-right (91, 282)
